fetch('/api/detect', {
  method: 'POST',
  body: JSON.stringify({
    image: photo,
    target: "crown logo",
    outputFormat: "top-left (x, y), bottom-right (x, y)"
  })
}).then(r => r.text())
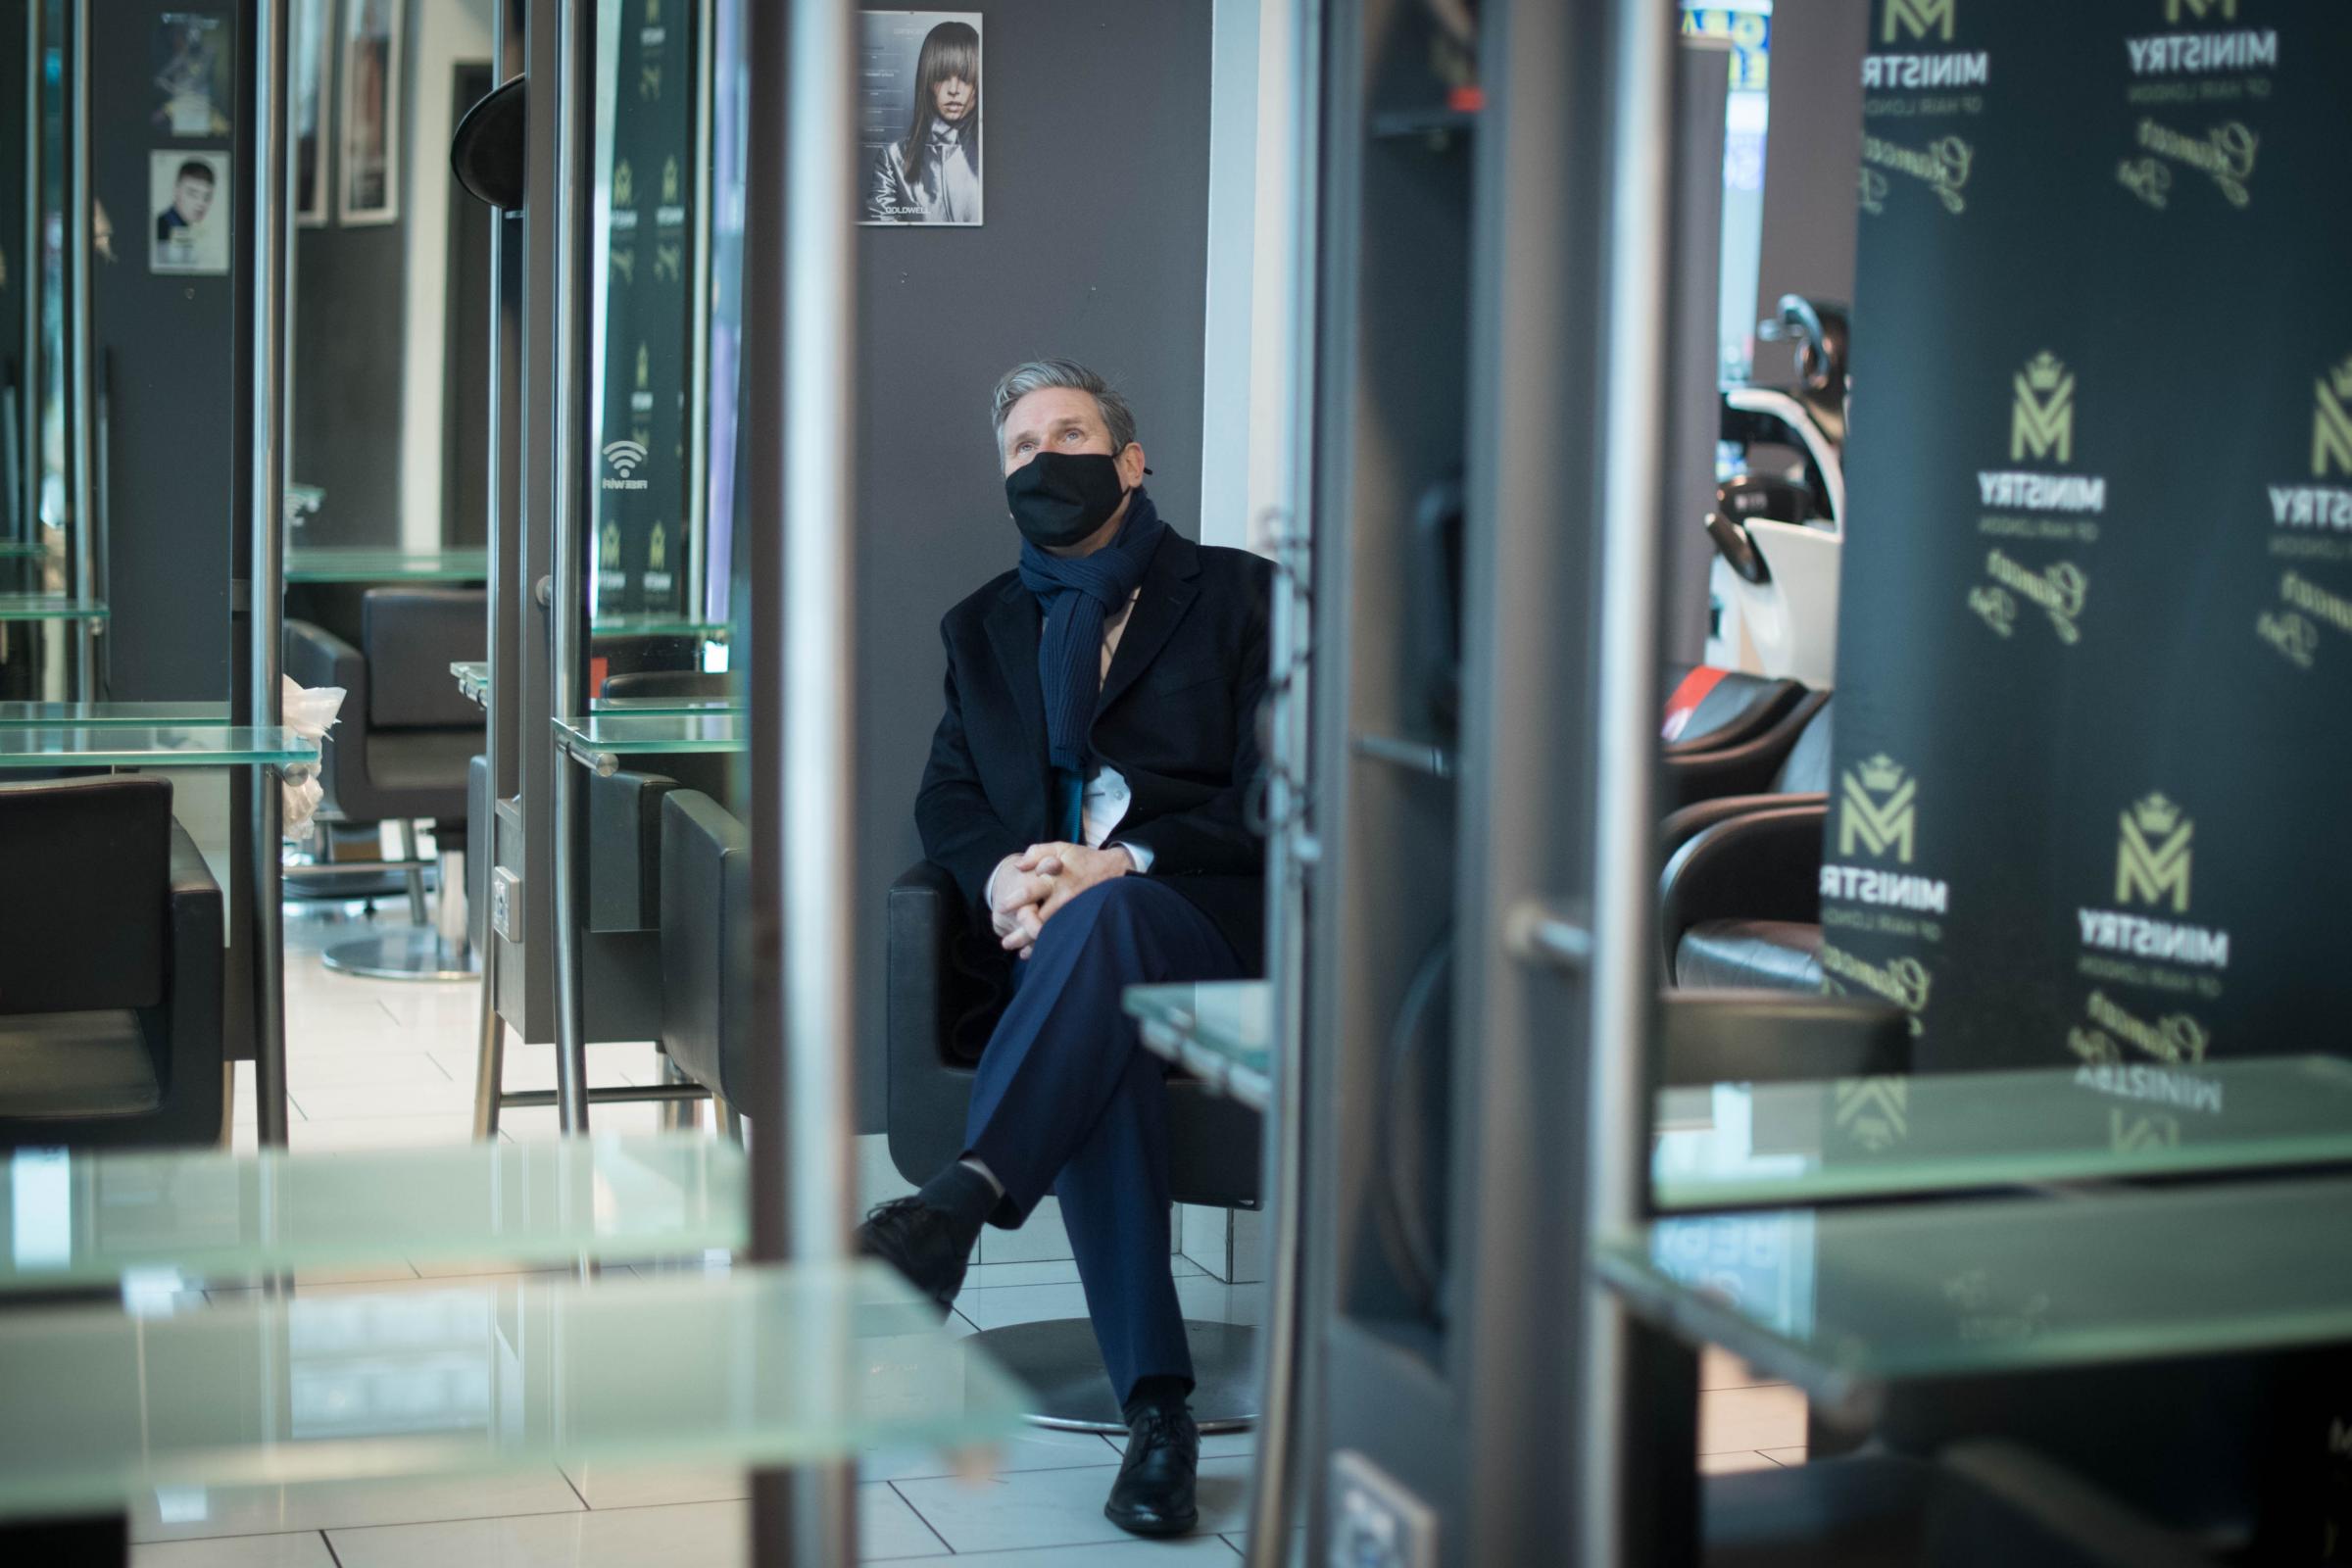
top-left (613, 159), bottom-right (633, 206)
top-left (1857, 754), bottom-right (1905, 792)
top-left (1839, 753), bottom-right (1919, 863)
top-left (662, 157), bottom-right (680, 204)
top-left (2328, 357), bottom-right (2352, 400)
top-left (649, 519), bottom-right (667, 571)
top-left (2012, 351), bottom-right (2076, 464)
top-left (636, 343), bottom-right (650, 388)
top-left (2024, 352), bottom-right (2067, 393)
top-left (2130, 793), bottom-right (2180, 837)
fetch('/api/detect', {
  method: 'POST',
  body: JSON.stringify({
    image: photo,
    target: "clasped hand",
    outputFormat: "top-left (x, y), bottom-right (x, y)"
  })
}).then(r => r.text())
top-left (990, 841), bottom-right (1133, 959)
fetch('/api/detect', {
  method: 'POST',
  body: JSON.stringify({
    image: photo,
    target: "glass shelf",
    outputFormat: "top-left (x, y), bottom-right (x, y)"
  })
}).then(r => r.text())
top-left (0, 1135), bottom-right (745, 1293)
top-left (590, 693), bottom-right (743, 714)
top-left (450, 660), bottom-right (489, 707)
top-left (0, 540), bottom-right (46, 560)
top-left (1653, 1054), bottom-right (2352, 1210)
top-left (554, 711), bottom-right (748, 771)
top-left (0, 701), bottom-right (233, 728)
top-left (1594, 1173), bottom-right (2352, 1420)
top-left (0, 1261), bottom-right (1024, 1522)
top-left (0, 725), bottom-right (317, 769)
top-left (592, 612), bottom-right (733, 639)
top-left (0, 594), bottom-right (108, 622)
top-left (285, 547), bottom-right (490, 583)
top-left (1125, 981), bottom-right (1272, 1110)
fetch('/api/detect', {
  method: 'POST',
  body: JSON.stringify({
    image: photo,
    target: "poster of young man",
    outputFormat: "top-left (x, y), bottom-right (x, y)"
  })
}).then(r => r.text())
top-left (858, 11), bottom-right (982, 226)
top-left (152, 12), bottom-right (232, 137)
top-left (150, 152), bottom-right (230, 274)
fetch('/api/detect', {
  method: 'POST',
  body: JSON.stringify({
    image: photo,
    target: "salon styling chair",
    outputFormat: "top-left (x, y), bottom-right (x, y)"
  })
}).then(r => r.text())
top-left (0, 777), bottom-right (223, 1149)
top-left (1662, 675), bottom-right (1831, 812)
top-left (656, 789), bottom-right (753, 1134)
top-left (887, 858), bottom-right (1261, 1433)
top-left (286, 587), bottom-right (487, 979)
top-left (1660, 698), bottom-right (1836, 992)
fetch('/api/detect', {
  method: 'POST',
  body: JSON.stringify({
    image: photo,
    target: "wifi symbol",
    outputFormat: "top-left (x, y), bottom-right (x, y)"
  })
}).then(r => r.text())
top-left (603, 439), bottom-right (649, 477)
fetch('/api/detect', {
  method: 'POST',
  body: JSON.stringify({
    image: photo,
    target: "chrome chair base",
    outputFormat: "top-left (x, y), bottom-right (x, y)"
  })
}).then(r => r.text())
top-left (969, 1317), bottom-right (1257, 1435)
top-left (321, 929), bottom-right (479, 982)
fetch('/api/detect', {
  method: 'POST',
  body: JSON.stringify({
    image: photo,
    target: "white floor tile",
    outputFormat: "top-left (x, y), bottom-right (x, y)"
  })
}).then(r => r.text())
top-left (130, 1532), bottom-right (338, 1568)
top-left (289, 1113), bottom-right (475, 1152)
top-left (954, 1281), bottom-right (1090, 1331)
top-left (446, 1040), bottom-right (660, 1095)
top-left (558, 1461), bottom-right (749, 1510)
top-left (1698, 1384), bottom-right (1807, 1455)
top-left (975, 1199), bottom-right (1073, 1264)
top-left (1699, 1449), bottom-right (1779, 1475)
top-left (1195, 1430), bottom-right (1256, 1462)
top-left (126, 1471), bottom-right (584, 1543)
top-left (1761, 1446), bottom-right (1809, 1467)
top-left (960, 1259), bottom-right (1082, 1291)
top-left (329, 1499), bottom-right (741, 1568)
top-left (283, 1053), bottom-right (457, 1090)
top-left (861, 1422), bottom-right (1116, 1483)
top-left (1701, 1346), bottom-right (1774, 1391)
top-left (890, 1456), bottom-right (1250, 1555)
top-left (1173, 1277), bottom-right (1263, 1327)
top-left (291, 1079), bottom-right (478, 1120)
top-left (499, 1103), bottom-right (667, 1143)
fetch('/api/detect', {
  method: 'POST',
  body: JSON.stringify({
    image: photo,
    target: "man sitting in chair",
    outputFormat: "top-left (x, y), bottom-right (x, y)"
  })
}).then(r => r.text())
top-left (860, 359), bottom-right (1269, 1538)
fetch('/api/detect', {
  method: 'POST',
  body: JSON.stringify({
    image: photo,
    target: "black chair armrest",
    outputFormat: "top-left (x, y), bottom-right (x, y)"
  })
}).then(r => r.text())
top-left (1659, 802), bottom-right (1826, 971)
top-left (285, 619), bottom-right (367, 813)
top-left (1926, 1441), bottom-right (2219, 1568)
top-left (1659, 989), bottom-right (1907, 1085)
top-left (657, 790), bottom-right (749, 1104)
top-left (1659, 689), bottom-right (1829, 810)
top-left (151, 819), bottom-right (224, 1139)
top-left (587, 768), bottom-right (678, 932)
top-left (1661, 791), bottom-right (1828, 865)
top-left (886, 860), bottom-right (1004, 1186)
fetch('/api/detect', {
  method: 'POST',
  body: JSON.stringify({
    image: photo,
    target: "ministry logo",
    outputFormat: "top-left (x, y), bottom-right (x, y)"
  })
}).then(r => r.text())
top-left (2012, 352), bottom-right (2075, 464)
top-left (1840, 755), bottom-right (1917, 862)
top-left (2116, 793), bottom-right (2192, 912)
top-left (2314, 357), bottom-right (2352, 478)
top-left (1883, 0), bottom-right (1954, 42)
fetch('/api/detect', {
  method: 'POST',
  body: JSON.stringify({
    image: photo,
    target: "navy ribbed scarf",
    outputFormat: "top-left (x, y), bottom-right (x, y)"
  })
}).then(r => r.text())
top-left (1017, 488), bottom-right (1167, 774)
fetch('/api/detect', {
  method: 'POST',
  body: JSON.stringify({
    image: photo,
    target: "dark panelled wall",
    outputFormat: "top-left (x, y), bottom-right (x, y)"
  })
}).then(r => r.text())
top-left (1752, 0), bottom-right (1867, 327)
top-left (848, 0), bottom-right (1214, 1126)
top-left (93, 2), bottom-right (239, 699)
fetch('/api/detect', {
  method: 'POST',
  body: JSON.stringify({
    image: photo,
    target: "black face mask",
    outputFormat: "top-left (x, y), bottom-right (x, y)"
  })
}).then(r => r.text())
top-left (1005, 451), bottom-right (1127, 549)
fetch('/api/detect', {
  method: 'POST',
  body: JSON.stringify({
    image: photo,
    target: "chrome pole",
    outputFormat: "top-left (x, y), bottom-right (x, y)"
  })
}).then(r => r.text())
top-left (251, 0), bottom-right (295, 1147)
top-left (18, 0), bottom-right (39, 549)
top-left (1578, 0), bottom-right (1674, 1561)
top-left (548, 0), bottom-right (595, 1135)
top-left (1243, 1), bottom-right (1318, 1562)
top-left (65, 0), bottom-right (92, 689)
top-left (685, 0), bottom-right (715, 613)
top-left (782, 0), bottom-right (858, 1555)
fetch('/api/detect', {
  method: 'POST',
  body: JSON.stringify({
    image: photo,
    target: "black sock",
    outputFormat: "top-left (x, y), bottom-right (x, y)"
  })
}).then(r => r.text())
top-left (1122, 1374), bottom-right (1194, 1425)
top-left (913, 1161), bottom-right (997, 1260)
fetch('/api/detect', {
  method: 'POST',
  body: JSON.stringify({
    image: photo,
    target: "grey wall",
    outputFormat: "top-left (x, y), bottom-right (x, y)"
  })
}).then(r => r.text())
top-left (1752, 0), bottom-right (1867, 326)
top-left (93, 1), bottom-right (237, 700)
top-left (849, 0), bottom-right (1215, 1128)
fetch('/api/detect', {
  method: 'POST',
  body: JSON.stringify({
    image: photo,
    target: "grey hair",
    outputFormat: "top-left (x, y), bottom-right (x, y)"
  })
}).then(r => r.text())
top-left (989, 358), bottom-right (1138, 457)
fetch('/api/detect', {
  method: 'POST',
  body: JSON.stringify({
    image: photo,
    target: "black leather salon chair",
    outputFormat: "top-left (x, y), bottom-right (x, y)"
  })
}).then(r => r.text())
top-left (1660, 698), bottom-right (1834, 992)
top-left (887, 858), bottom-right (1261, 1433)
top-left (0, 777), bottom-right (223, 1149)
top-left (1661, 669), bottom-right (1830, 812)
top-left (286, 587), bottom-right (486, 978)
top-left (657, 788), bottom-right (752, 1133)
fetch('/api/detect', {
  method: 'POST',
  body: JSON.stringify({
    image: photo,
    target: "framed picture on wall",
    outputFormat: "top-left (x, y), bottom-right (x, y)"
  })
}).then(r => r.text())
top-left (151, 12), bottom-right (234, 137)
top-left (150, 150), bottom-right (232, 274)
top-left (339, 0), bottom-right (402, 225)
top-left (857, 11), bottom-right (982, 226)
top-left (294, 0), bottom-right (331, 225)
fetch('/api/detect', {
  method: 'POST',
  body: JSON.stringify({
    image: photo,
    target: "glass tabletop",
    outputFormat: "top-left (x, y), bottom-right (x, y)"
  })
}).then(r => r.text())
top-left (592, 612), bottom-right (733, 639)
top-left (450, 660), bottom-right (489, 706)
top-left (1653, 1054), bottom-right (2352, 1209)
top-left (590, 693), bottom-right (744, 714)
top-left (0, 701), bottom-right (234, 728)
top-left (0, 1135), bottom-right (745, 1293)
top-left (0, 725), bottom-right (317, 768)
top-left (553, 711), bottom-right (748, 768)
top-left (285, 547), bottom-right (490, 583)
top-left (1594, 1173), bottom-right (2352, 1420)
top-left (0, 540), bottom-right (46, 560)
top-left (1124, 982), bottom-right (1272, 1110)
top-left (0, 594), bottom-right (108, 621)
top-left (0, 1261), bottom-right (1024, 1521)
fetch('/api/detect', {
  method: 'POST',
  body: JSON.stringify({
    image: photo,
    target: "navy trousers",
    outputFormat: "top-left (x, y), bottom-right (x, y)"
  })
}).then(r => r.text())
top-left (961, 875), bottom-right (1245, 1405)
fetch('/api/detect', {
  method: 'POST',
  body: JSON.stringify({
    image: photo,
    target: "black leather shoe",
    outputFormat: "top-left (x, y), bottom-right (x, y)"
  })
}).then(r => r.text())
top-left (1104, 1406), bottom-right (1200, 1537)
top-left (855, 1198), bottom-right (968, 1313)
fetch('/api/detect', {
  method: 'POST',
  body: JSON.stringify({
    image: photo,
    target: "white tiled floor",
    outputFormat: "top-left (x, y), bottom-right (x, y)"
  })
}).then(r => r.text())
top-left (145, 901), bottom-right (1805, 1565)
